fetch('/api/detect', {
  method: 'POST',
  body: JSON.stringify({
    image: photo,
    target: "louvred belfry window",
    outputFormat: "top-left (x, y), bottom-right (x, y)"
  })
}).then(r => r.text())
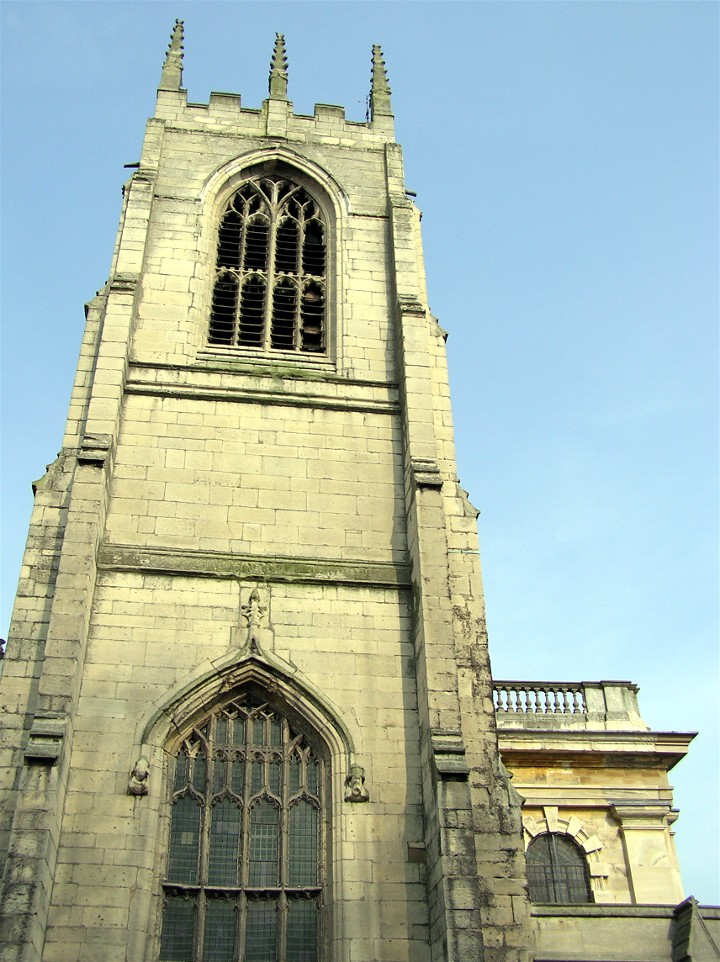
top-left (209, 177), bottom-right (326, 354)
top-left (160, 697), bottom-right (325, 962)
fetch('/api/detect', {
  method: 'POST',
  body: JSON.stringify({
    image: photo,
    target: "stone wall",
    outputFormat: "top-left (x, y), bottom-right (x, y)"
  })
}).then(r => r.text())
top-left (0, 45), bottom-right (534, 961)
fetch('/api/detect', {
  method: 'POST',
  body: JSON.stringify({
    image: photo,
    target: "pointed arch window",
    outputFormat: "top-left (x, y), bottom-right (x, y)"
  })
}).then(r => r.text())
top-left (526, 833), bottom-right (593, 904)
top-left (208, 177), bottom-right (327, 355)
top-left (160, 695), bottom-right (325, 962)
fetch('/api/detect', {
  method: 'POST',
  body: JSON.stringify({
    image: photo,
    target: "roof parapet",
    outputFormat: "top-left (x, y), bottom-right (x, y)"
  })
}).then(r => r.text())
top-left (493, 680), bottom-right (652, 731)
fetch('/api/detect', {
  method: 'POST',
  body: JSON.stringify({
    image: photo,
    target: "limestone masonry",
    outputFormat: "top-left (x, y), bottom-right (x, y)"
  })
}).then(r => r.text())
top-left (0, 22), bottom-right (715, 962)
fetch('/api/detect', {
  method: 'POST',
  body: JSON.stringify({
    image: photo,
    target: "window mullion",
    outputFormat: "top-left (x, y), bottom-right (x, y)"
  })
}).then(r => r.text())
top-left (229, 271), bottom-right (240, 348)
top-left (548, 834), bottom-right (559, 903)
top-left (296, 213), bottom-right (305, 350)
top-left (195, 890), bottom-right (207, 962)
top-left (315, 751), bottom-right (323, 896)
top-left (234, 204), bottom-right (248, 347)
top-left (199, 717), bottom-right (213, 885)
top-left (280, 719), bottom-right (290, 959)
top-left (278, 891), bottom-right (289, 962)
top-left (264, 201), bottom-right (280, 351)
top-left (238, 892), bottom-right (248, 962)
top-left (281, 723), bottom-right (290, 888)
top-left (238, 714), bottom-right (252, 960)
top-left (242, 717), bottom-right (252, 888)
top-left (195, 719), bottom-right (213, 961)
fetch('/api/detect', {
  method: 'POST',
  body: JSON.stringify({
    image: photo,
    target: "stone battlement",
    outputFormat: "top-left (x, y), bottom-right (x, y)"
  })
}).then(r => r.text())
top-left (154, 90), bottom-right (395, 147)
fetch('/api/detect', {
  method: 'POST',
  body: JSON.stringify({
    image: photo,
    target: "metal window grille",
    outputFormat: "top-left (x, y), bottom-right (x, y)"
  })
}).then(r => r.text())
top-left (160, 697), bottom-right (324, 961)
top-left (526, 833), bottom-right (593, 904)
top-left (209, 177), bottom-right (326, 354)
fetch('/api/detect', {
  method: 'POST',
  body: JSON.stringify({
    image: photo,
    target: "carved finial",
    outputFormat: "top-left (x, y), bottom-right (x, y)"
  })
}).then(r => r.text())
top-left (344, 764), bottom-right (370, 803)
top-left (269, 33), bottom-right (288, 100)
top-left (159, 20), bottom-right (184, 91)
top-left (369, 44), bottom-right (392, 120)
top-left (128, 757), bottom-right (150, 796)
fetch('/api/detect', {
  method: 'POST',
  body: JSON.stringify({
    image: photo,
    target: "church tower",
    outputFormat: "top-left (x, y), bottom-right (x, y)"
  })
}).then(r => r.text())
top-left (0, 25), bottom-right (534, 962)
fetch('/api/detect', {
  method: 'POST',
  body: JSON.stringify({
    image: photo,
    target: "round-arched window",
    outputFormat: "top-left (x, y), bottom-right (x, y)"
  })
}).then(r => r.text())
top-left (526, 833), bottom-right (592, 904)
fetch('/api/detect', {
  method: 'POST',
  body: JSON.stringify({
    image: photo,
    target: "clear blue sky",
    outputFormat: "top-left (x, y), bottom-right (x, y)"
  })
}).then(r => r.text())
top-left (1, 1), bottom-right (718, 901)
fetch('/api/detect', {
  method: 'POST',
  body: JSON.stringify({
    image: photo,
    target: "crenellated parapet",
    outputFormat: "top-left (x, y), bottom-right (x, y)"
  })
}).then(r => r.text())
top-left (154, 24), bottom-right (395, 146)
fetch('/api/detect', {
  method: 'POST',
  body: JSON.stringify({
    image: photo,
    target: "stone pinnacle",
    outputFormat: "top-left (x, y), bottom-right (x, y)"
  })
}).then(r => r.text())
top-left (159, 19), bottom-right (184, 91)
top-left (269, 33), bottom-right (289, 100)
top-left (370, 44), bottom-right (392, 119)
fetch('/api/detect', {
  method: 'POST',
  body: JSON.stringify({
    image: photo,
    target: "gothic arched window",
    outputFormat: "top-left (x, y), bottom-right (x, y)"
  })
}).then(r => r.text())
top-left (159, 695), bottom-right (325, 962)
top-left (208, 177), bottom-right (326, 354)
top-left (526, 833), bottom-right (593, 904)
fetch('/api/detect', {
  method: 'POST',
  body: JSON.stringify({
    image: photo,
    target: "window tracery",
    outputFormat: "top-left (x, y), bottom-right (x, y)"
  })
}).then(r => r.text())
top-left (208, 177), bottom-right (326, 355)
top-left (526, 832), bottom-right (593, 904)
top-left (160, 695), bottom-right (324, 962)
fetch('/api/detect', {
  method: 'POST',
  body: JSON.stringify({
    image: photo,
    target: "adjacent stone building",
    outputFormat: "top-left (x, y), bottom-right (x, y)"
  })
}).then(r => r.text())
top-left (494, 680), bottom-right (720, 960)
top-left (0, 23), bottom-right (715, 962)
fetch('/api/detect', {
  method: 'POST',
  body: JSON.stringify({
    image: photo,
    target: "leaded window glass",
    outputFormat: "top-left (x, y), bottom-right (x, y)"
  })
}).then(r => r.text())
top-left (526, 833), bottom-right (593, 904)
top-left (160, 697), bottom-right (324, 961)
top-left (209, 177), bottom-right (326, 354)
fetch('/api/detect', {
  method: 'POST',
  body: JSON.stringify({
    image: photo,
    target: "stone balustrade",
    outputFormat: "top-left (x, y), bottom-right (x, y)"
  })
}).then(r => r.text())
top-left (493, 680), bottom-right (649, 731)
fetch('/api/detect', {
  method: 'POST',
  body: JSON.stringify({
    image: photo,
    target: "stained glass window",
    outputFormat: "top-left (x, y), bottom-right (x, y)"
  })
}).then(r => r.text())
top-left (160, 696), bottom-right (324, 961)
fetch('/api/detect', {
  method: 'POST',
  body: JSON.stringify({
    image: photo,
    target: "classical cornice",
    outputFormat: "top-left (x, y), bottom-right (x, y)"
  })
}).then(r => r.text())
top-left (498, 728), bottom-right (695, 772)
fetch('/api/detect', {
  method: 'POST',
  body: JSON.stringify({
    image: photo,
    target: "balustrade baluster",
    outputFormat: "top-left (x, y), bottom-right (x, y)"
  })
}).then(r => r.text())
top-left (493, 682), bottom-right (592, 716)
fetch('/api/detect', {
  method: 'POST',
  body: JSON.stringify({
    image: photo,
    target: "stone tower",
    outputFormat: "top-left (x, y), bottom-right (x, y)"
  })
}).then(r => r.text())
top-left (0, 25), bottom-right (533, 962)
